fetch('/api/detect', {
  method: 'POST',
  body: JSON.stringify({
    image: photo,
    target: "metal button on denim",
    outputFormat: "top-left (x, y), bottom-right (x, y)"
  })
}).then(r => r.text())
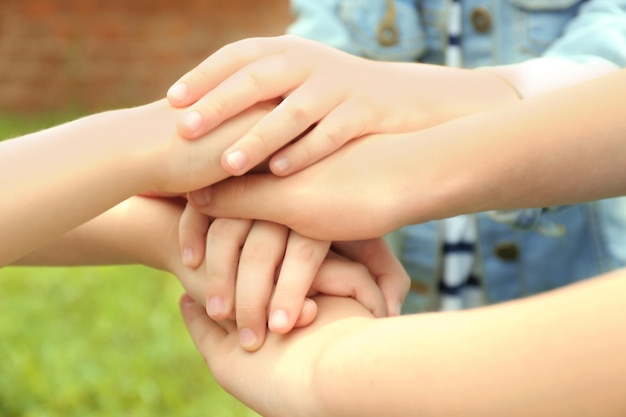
top-left (494, 242), bottom-right (520, 262)
top-left (471, 6), bottom-right (492, 33)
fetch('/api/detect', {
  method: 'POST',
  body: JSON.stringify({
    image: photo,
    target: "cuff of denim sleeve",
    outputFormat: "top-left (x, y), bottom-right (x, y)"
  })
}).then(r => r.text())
top-left (477, 56), bottom-right (618, 98)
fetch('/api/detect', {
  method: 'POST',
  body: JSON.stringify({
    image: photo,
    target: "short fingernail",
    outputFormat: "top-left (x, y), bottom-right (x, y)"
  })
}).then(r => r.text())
top-left (269, 309), bottom-right (289, 331)
top-left (190, 187), bottom-right (211, 207)
top-left (182, 247), bottom-right (195, 267)
top-left (207, 296), bottom-right (225, 318)
top-left (239, 328), bottom-right (258, 350)
top-left (224, 149), bottom-right (248, 173)
top-left (182, 110), bottom-right (202, 133)
top-left (167, 82), bottom-right (189, 102)
top-left (272, 156), bottom-right (291, 173)
top-left (396, 301), bottom-right (404, 316)
top-left (180, 294), bottom-right (196, 307)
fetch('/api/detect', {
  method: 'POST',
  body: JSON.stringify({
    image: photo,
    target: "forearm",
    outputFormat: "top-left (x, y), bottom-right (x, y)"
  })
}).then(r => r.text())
top-left (317, 271), bottom-right (626, 417)
top-left (13, 196), bottom-right (184, 272)
top-left (392, 69), bottom-right (626, 226)
top-left (0, 102), bottom-right (169, 265)
top-left (481, 56), bottom-right (618, 98)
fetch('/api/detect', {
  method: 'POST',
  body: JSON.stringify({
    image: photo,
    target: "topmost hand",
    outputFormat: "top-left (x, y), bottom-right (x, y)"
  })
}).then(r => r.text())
top-left (167, 35), bottom-right (518, 176)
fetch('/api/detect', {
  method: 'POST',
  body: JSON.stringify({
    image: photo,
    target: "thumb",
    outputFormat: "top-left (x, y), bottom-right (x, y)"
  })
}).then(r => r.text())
top-left (179, 294), bottom-right (225, 361)
top-left (188, 173), bottom-right (289, 224)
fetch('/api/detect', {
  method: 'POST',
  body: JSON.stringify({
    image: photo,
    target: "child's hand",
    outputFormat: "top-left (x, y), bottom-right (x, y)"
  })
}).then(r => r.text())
top-left (179, 294), bottom-right (374, 417)
top-left (177, 203), bottom-right (409, 351)
top-left (167, 35), bottom-right (515, 177)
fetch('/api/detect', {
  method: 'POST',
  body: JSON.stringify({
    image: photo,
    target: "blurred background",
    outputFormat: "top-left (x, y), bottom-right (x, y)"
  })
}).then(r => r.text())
top-left (0, 0), bottom-right (292, 113)
top-left (0, 1), bottom-right (292, 416)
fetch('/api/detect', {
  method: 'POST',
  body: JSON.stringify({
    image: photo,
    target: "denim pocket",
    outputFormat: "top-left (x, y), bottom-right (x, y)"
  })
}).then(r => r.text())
top-left (338, 0), bottom-right (426, 61)
top-left (507, 0), bottom-right (585, 56)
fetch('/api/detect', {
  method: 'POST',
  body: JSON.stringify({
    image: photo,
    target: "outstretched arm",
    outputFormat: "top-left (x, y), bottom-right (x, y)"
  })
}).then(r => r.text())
top-left (188, 69), bottom-right (626, 241)
top-left (0, 100), bottom-right (273, 266)
top-left (182, 269), bottom-right (626, 417)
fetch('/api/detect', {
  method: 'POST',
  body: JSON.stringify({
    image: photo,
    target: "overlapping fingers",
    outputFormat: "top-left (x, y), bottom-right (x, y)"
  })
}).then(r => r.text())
top-left (234, 221), bottom-right (290, 351)
top-left (204, 218), bottom-right (253, 321)
top-left (267, 233), bottom-right (331, 334)
top-left (174, 52), bottom-right (308, 140)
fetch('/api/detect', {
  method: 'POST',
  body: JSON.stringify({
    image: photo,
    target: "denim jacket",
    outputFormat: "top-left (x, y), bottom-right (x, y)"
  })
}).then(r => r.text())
top-left (288, 0), bottom-right (626, 312)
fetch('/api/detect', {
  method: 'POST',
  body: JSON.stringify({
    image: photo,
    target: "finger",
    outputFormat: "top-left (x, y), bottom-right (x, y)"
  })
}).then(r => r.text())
top-left (292, 297), bottom-right (318, 328)
top-left (205, 218), bottom-right (253, 320)
top-left (334, 239), bottom-right (410, 316)
top-left (236, 221), bottom-right (289, 351)
top-left (188, 174), bottom-right (296, 226)
top-left (221, 80), bottom-right (342, 175)
top-left (179, 203), bottom-right (211, 268)
top-left (268, 234), bottom-right (330, 334)
top-left (176, 53), bottom-right (306, 140)
top-left (167, 36), bottom-right (285, 107)
top-left (270, 99), bottom-right (372, 175)
top-left (179, 294), bottom-right (227, 368)
top-left (312, 253), bottom-right (387, 318)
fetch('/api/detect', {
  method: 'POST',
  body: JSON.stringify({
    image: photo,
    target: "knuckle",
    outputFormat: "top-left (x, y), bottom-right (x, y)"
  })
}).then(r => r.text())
top-left (240, 241), bottom-right (276, 265)
top-left (243, 130), bottom-right (273, 159)
top-left (324, 122), bottom-right (356, 148)
top-left (287, 239), bottom-right (325, 264)
top-left (198, 94), bottom-right (226, 119)
top-left (283, 102), bottom-right (311, 129)
top-left (235, 301), bottom-right (265, 322)
top-left (207, 218), bottom-right (243, 240)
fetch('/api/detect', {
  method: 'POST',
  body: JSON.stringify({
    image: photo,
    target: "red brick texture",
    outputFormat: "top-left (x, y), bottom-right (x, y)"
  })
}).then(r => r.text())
top-left (0, 0), bottom-right (293, 112)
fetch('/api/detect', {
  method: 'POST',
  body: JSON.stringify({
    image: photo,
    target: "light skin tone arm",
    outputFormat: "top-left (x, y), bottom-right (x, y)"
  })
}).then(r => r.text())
top-left (181, 269), bottom-right (626, 417)
top-left (13, 195), bottom-right (398, 334)
top-left (0, 99), bottom-right (280, 267)
top-left (186, 69), bottom-right (626, 241)
top-left (167, 35), bottom-right (519, 176)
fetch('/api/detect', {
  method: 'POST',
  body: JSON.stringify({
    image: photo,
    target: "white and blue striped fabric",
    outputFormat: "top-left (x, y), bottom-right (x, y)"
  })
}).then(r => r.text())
top-left (439, 0), bottom-right (485, 311)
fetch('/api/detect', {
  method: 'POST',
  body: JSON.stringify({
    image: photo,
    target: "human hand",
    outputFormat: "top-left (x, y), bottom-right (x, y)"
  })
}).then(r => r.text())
top-left (167, 35), bottom-right (516, 176)
top-left (179, 294), bottom-right (374, 417)
top-left (141, 99), bottom-right (277, 195)
top-left (187, 132), bottom-right (432, 241)
top-left (177, 202), bottom-right (408, 351)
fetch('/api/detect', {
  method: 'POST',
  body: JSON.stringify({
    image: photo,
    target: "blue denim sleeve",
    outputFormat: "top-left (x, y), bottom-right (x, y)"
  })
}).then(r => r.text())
top-left (545, 0), bottom-right (626, 67)
top-left (286, 0), bottom-right (360, 55)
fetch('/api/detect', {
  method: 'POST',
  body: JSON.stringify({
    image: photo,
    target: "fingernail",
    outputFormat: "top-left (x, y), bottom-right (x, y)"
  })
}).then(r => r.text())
top-left (272, 156), bottom-right (291, 173)
top-left (182, 247), bottom-right (195, 267)
top-left (207, 296), bottom-right (225, 318)
top-left (396, 301), bottom-right (404, 316)
top-left (191, 187), bottom-right (211, 207)
top-left (167, 82), bottom-right (189, 102)
top-left (182, 110), bottom-right (202, 133)
top-left (224, 149), bottom-right (248, 173)
top-left (269, 309), bottom-right (289, 331)
top-left (239, 328), bottom-right (257, 350)
top-left (180, 294), bottom-right (196, 307)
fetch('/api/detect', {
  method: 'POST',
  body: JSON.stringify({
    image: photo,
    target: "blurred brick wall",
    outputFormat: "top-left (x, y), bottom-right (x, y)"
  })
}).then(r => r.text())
top-left (0, 0), bottom-right (293, 113)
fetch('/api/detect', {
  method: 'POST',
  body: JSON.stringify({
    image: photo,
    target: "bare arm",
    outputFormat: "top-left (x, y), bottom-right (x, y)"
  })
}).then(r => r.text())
top-left (182, 270), bottom-right (626, 417)
top-left (0, 100), bottom-right (271, 266)
top-left (191, 69), bottom-right (626, 240)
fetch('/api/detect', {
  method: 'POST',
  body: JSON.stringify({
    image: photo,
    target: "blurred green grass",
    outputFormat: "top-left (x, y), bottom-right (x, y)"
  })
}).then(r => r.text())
top-left (0, 114), bottom-right (260, 416)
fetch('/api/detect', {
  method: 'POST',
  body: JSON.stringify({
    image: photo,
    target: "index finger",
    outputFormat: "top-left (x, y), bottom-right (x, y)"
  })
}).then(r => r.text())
top-left (166, 35), bottom-right (287, 107)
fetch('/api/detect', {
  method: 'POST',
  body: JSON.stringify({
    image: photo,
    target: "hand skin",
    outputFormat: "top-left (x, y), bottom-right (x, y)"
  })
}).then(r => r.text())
top-left (15, 196), bottom-right (212, 305)
top-left (0, 99), bottom-right (275, 267)
top-left (167, 35), bottom-right (518, 176)
top-left (188, 69), bottom-right (626, 241)
top-left (204, 219), bottom-right (409, 352)
top-left (181, 270), bottom-right (626, 417)
top-left (14, 196), bottom-right (403, 337)
top-left (179, 203), bottom-right (409, 351)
